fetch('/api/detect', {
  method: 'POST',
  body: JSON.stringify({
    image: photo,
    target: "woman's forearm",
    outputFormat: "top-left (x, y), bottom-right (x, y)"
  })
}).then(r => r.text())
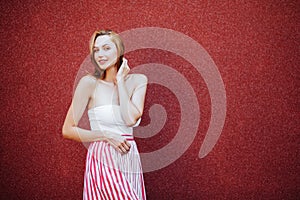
top-left (117, 79), bottom-right (141, 126)
top-left (62, 126), bottom-right (107, 143)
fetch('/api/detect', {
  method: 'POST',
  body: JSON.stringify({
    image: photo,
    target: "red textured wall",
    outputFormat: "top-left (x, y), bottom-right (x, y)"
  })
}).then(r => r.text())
top-left (1, 0), bottom-right (299, 199)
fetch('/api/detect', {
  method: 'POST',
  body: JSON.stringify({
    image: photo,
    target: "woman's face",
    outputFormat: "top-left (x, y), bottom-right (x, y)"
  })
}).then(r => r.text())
top-left (93, 35), bottom-right (118, 70)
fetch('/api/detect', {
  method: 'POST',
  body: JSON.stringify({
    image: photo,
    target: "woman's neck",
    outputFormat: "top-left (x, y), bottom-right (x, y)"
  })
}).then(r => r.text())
top-left (103, 65), bottom-right (117, 82)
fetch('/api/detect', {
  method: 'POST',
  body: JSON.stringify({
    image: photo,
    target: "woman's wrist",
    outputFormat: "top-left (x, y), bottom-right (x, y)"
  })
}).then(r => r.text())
top-left (92, 130), bottom-right (108, 141)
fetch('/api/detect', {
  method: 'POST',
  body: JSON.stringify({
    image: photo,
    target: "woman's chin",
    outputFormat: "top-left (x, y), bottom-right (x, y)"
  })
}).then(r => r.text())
top-left (98, 66), bottom-right (107, 70)
top-left (98, 64), bottom-right (109, 70)
top-left (97, 61), bottom-right (117, 71)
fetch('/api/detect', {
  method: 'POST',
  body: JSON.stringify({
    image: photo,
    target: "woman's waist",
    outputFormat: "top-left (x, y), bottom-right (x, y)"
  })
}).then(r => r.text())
top-left (90, 125), bottom-right (134, 139)
top-left (94, 133), bottom-right (135, 141)
top-left (120, 134), bottom-right (135, 141)
top-left (88, 133), bottom-right (136, 151)
top-left (90, 123), bottom-right (133, 133)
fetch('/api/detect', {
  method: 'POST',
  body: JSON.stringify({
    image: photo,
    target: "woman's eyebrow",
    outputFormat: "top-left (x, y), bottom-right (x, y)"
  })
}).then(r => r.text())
top-left (93, 43), bottom-right (111, 48)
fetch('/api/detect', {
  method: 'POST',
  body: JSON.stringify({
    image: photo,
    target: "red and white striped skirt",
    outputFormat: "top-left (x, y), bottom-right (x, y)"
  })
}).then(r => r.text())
top-left (83, 135), bottom-right (146, 200)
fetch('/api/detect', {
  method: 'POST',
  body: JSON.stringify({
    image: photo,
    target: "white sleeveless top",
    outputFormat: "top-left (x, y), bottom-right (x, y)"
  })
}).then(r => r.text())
top-left (88, 104), bottom-right (140, 136)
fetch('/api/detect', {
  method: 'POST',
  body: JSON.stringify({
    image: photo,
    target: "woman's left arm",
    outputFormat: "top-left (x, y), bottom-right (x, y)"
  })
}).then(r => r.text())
top-left (116, 59), bottom-right (148, 126)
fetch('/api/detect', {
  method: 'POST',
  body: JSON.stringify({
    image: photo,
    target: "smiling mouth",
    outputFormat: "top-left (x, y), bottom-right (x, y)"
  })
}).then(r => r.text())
top-left (98, 60), bottom-right (107, 65)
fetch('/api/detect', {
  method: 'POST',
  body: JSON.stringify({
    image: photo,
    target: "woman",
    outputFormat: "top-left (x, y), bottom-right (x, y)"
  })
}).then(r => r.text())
top-left (62, 30), bottom-right (147, 200)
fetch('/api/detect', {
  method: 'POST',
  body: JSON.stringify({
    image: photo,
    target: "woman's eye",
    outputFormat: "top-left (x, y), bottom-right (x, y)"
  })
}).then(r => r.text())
top-left (93, 48), bottom-right (99, 52)
top-left (104, 46), bottom-right (111, 50)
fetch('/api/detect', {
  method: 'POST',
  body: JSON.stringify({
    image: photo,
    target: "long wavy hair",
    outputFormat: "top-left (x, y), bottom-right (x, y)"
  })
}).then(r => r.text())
top-left (89, 30), bottom-right (124, 79)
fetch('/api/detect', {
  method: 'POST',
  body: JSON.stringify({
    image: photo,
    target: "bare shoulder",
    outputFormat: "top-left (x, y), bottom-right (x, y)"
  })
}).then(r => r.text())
top-left (78, 74), bottom-right (97, 89)
top-left (128, 73), bottom-right (148, 85)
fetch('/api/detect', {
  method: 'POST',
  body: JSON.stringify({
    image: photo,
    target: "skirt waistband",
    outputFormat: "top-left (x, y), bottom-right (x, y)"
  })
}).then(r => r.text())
top-left (121, 134), bottom-right (134, 141)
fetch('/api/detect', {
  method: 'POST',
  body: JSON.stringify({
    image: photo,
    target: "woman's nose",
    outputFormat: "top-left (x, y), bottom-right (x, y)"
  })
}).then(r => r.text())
top-left (96, 49), bottom-right (105, 57)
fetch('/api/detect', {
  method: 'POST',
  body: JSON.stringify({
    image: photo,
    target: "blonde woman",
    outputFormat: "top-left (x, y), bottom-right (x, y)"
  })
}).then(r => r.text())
top-left (62, 30), bottom-right (147, 199)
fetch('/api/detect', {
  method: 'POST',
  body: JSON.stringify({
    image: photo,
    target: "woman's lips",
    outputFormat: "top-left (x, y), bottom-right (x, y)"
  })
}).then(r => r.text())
top-left (98, 60), bottom-right (107, 65)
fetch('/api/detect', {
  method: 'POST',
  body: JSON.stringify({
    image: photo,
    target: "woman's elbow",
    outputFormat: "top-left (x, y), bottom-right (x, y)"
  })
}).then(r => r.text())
top-left (62, 125), bottom-right (72, 139)
top-left (126, 115), bottom-right (142, 127)
top-left (127, 123), bottom-right (137, 127)
top-left (126, 121), bottom-right (137, 127)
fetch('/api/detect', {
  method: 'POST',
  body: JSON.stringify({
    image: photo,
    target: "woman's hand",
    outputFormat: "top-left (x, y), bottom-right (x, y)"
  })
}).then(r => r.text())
top-left (116, 57), bottom-right (130, 83)
top-left (103, 131), bottom-right (131, 154)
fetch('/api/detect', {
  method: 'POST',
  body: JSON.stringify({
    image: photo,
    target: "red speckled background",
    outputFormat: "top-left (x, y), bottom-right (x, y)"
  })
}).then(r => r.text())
top-left (1, 0), bottom-right (299, 199)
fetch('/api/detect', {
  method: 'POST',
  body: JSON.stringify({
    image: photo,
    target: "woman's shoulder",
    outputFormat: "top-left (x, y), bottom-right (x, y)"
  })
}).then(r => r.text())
top-left (128, 73), bottom-right (148, 85)
top-left (78, 74), bottom-right (98, 88)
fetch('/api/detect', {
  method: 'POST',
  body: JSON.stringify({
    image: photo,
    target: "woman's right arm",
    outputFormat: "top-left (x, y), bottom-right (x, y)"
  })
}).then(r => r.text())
top-left (62, 75), bottom-right (104, 142)
top-left (62, 75), bottom-right (131, 154)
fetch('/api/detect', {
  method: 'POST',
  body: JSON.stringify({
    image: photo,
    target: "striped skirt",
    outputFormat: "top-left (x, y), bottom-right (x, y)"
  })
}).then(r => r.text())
top-left (83, 135), bottom-right (146, 200)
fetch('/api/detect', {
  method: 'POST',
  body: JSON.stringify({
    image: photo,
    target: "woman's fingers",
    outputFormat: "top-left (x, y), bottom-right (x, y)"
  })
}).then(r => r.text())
top-left (106, 133), bottom-right (131, 154)
top-left (117, 58), bottom-right (130, 79)
top-left (116, 145), bottom-right (124, 154)
top-left (118, 144), bottom-right (127, 154)
top-left (113, 140), bottom-right (131, 154)
top-left (124, 140), bottom-right (131, 149)
top-left (119, 58), bottom-right (127, 72)
top-left (120, 140), bottom-right (131, 153)
top-left (122, 57), bottom-right (128, 66)
top-left (121, 141), bottom-right (130, 151)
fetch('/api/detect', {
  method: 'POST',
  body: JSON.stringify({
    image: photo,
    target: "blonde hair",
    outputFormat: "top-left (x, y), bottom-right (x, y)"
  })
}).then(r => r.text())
top-left (89, 30), bottom-right (125, 79)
